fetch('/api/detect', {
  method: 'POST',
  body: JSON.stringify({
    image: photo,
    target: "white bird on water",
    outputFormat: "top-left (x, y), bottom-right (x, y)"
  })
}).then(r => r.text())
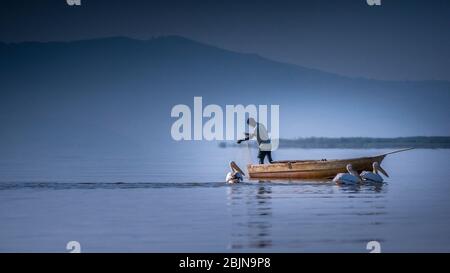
top-left (361, 162), bottom-right (389, 183)
top-left (333, 164), bottom-right (362, 184)
top-left (226, 161), bottom-right (245, 184)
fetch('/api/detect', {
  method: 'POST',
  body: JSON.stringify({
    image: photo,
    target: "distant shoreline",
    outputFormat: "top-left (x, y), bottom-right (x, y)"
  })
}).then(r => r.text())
top-left (219, 137), bottom-right (450, 149)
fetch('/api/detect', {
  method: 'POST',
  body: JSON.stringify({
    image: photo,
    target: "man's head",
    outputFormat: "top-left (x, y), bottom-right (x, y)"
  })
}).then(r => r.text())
top-left (247, 117), bottom-right (257, 127)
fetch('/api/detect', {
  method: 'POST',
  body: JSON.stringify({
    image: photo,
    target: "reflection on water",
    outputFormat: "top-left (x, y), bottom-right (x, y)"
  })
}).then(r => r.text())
top-left (227, 184), bottom-right (273, 249)
top-left (336, 182), bottom-right (385, 193)
top-left (225, 180), bottom-right (387, 251)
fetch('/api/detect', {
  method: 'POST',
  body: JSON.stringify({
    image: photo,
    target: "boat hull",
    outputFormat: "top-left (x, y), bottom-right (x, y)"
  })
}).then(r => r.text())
top-left (247, 155), bottom-right (386, 180)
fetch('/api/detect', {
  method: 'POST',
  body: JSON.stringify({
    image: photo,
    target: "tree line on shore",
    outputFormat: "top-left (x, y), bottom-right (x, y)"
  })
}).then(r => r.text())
top-left (219, 137), bottom-right (450, 149)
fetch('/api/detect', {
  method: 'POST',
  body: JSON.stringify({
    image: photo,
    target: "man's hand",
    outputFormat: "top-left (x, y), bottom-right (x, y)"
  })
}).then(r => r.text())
top-left (237, 136), bottom-right (250, 144)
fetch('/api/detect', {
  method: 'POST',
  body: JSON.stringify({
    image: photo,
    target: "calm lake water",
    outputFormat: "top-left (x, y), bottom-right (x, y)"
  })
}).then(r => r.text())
top-left (0, 148), bottom-right (449, 252)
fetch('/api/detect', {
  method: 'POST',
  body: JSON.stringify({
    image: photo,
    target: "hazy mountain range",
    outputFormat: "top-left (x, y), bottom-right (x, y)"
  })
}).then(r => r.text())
top-left (1, 36), bottom-right (449, 159)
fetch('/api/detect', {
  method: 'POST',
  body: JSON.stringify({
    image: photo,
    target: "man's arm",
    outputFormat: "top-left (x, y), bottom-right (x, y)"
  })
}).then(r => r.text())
top-left (237, 132), bottom-right (253, 144)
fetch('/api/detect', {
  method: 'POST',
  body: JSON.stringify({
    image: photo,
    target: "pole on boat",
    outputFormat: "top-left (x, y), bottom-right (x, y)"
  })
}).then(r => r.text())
top-left (381, 147), bottom-right (414, 156)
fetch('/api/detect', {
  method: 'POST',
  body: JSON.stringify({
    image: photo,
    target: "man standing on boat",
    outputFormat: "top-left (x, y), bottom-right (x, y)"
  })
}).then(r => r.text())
top-left (237, 117), bottom-right (274, 164)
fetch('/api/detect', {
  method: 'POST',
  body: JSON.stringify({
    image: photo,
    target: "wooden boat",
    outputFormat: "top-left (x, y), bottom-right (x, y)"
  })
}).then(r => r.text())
top-left (247, 148), bottom-right (412, 180)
